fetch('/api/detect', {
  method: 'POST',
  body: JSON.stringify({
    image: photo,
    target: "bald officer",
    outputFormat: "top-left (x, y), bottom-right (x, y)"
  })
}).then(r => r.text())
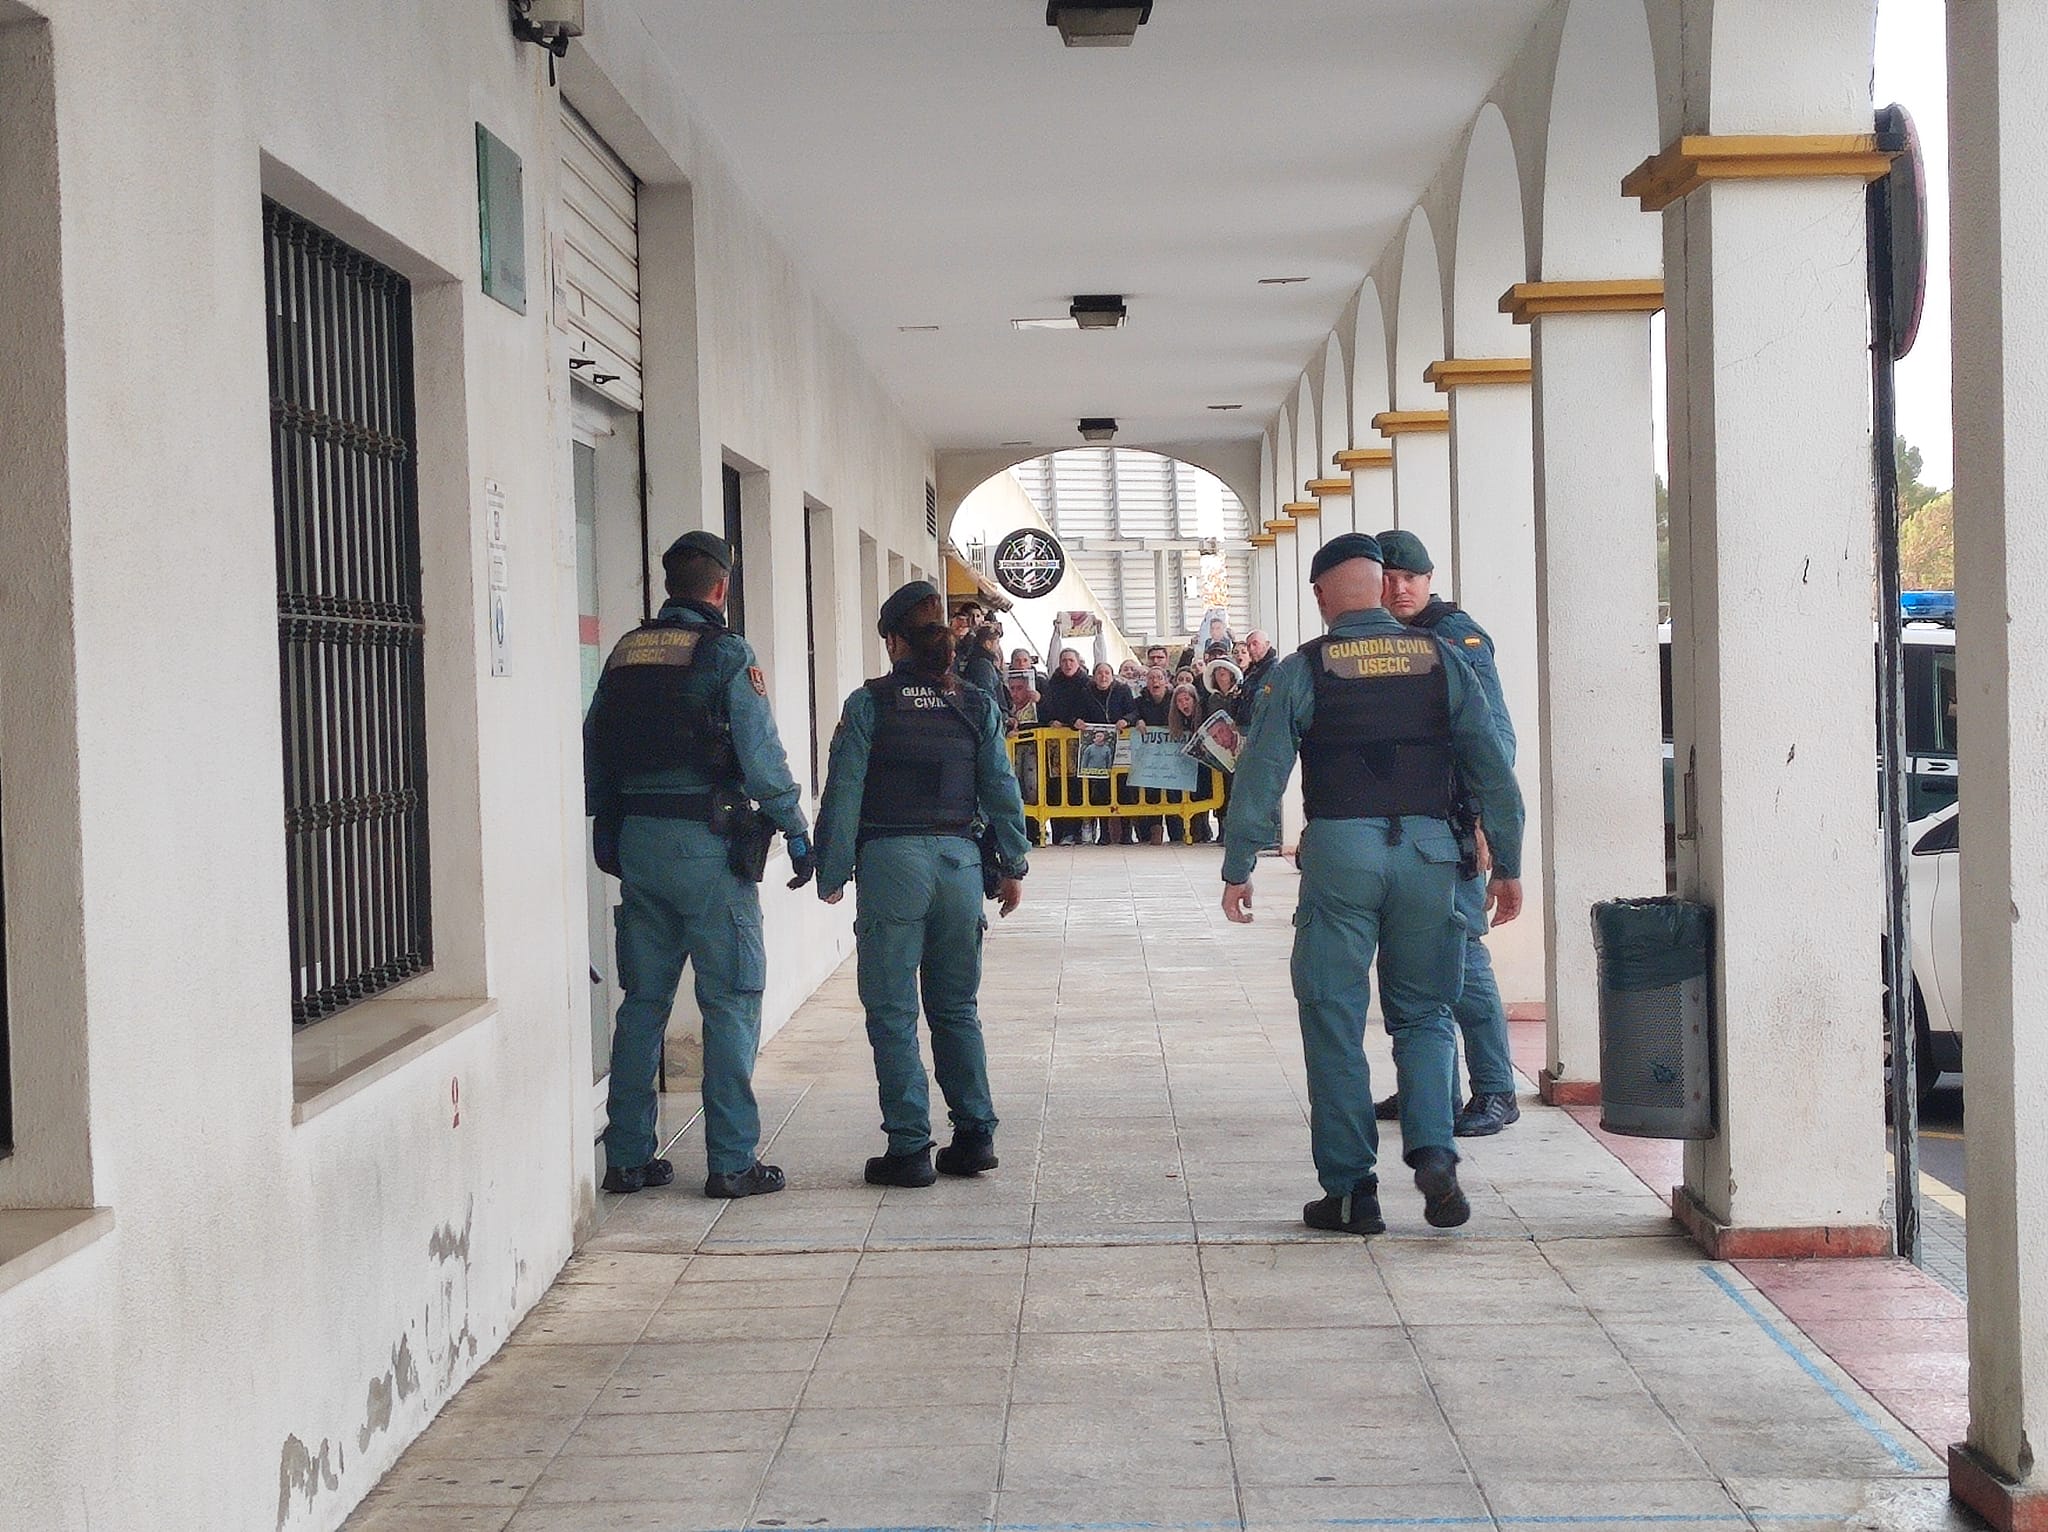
top-left (1221, 533), bottom-right (1525, 1233)
top-left (815, 581), bottom-right (1032, 1188)
top-left (1370, 529), bottom-right (1522, 1139)
top-left (584, 530), bottom-right (812, 1200)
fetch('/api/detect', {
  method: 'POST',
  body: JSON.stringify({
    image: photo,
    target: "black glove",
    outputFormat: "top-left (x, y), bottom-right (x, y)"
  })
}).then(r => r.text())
top-left (786, 832), bottom-right (816, 890)
top-left (592, 807), bottom-right (623, 878)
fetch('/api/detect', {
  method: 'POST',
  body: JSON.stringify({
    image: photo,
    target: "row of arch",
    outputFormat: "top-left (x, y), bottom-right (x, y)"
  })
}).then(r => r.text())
top-left (1256, 0), bottom-right (1880, 523)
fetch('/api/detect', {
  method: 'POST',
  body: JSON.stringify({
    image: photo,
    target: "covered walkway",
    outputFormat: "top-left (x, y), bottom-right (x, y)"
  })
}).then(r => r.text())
top-left (347, 849), bottom-right (1965, 1532)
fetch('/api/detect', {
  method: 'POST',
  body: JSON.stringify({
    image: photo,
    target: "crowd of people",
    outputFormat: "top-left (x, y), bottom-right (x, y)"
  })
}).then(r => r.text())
top-left (944, 603), bottom-right (1280, 846)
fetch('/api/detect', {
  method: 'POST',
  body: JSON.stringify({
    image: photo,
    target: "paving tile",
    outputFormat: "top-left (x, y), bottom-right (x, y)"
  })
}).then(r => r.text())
top-left (358, 848), bottom-right (1964, 1530)
top-left (554, 1408), bottom-right (789, 1458)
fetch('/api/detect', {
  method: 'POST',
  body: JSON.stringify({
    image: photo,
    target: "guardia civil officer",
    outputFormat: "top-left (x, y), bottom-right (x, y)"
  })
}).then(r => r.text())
top-left (814, 581), bottom-right (1032, 1188)
top-left (1220, 533), bottom-right (1525, 1233)
top-left (584, 530), bottom-right (814, 1200)
top-left (1369, 529), bottom-right (1522, 1139)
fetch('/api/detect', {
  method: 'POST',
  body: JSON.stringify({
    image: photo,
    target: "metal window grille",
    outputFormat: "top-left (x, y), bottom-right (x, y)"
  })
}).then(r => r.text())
top-left (264, 198), bottom-right (432, 1028)
top-left (925, 482), bottom-right (938, 540)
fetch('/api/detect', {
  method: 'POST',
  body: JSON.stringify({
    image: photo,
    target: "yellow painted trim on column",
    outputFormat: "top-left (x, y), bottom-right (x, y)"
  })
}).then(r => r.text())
top-left (1250, 533), bottom-right (1277, 547)
top-left (1371, 410), bottom-right (1451, 437)
top-left (1622, 135), bottom-right (1896, 214)
top-left (1499, 279), bottom-right (1666, 323)
top-left (1264, 519), bottom-right (1296, 535)
top-left (1306, 478), bottom-right (1352, 496)
top-left (1283, 500), bottom-right (1320, 517)
top-left (1425, 357), bottom-right (1533, 391)
top-left (1333, 447), bottom-right (1394, 470)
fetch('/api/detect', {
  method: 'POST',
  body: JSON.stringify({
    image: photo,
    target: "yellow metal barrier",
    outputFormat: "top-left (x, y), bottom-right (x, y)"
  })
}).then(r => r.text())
top-left (1008, 725), bottom-right (1228, 844)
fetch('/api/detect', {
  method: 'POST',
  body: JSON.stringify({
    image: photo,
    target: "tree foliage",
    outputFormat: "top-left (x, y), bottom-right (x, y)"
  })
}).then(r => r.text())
top-left (1899, 491), bottom-right (1954, 591)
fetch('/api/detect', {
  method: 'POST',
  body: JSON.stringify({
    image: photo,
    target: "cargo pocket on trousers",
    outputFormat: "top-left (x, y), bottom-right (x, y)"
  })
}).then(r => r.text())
top-left (729, 907), bottom-right (767, 993)
top-left (1289, 904), bottom-right (1328, 1005)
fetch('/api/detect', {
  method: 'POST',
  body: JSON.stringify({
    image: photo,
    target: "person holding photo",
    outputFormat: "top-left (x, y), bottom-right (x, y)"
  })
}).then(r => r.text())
top-left (1166, 682), bottom-right (1214, 843)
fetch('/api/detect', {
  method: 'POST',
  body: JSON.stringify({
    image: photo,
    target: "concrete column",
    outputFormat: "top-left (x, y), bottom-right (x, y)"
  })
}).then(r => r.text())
top-left (1658, 165), bottom-right (1887, 1257)
top-left (1310, 480), bottom-right (1354, 539)
top-left (1270, 522), bottom-right (1302, 651)
top-left (1340, 449), bottom-right (1394, 541)
top-left (1444, 368), bottom-right (1546, 1004)
top-left (1515, 291), bottom-right (1668, 1104)
top-left (1381, 414), bottom-right (1454, 599)
top-left (1285, 499), bottom-right (1323, 630)
top-left (1947, 3), bottom-right (2048, 1520)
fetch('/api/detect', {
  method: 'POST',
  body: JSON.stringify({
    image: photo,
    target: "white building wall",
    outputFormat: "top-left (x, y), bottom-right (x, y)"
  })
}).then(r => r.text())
top-left (0, 3), bottom-right (932, 1529)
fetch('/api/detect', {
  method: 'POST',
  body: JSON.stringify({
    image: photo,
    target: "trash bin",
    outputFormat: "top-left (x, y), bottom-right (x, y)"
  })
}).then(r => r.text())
top-left (1591, 897), bottom-right (1716, 1140)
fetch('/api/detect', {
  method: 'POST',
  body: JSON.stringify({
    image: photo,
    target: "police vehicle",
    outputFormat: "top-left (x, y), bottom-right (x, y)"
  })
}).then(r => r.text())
top-left (1659, 593), bottom-right (1962, 1097)
top-left (1901, 800), bottom-right (1961, 1103)
top-left (1659, 592), bottom-right (1958, 828)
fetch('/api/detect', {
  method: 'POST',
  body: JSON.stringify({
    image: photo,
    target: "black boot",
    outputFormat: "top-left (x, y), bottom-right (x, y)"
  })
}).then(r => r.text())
top-left (865, 1146), bottom-right (938, 1188)
top-left (935, 1130), bottom-right (998, 1177)
top-left (601, 1157), bottom-right (675, 1195)
top-left (1453, 1092), bottom-right (1522, 1138)
top-left (1302, 1175), bottom-right (1385, 1236)
top-left (703, 1161), bottom-right (785, 1199)
top-left (1409, 1146), bottom-right (1471, 1229)
top-left (1373, 1092), bottom-right (1401, 1122)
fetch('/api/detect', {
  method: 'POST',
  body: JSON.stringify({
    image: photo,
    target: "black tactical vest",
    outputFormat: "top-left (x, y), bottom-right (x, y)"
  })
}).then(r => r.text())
top-left (586, 619), bottom-right (738, 781)
top-left (858, 673), bottom-right (980, 839)
top-left (1298, 632), bottom-right (1457, 820)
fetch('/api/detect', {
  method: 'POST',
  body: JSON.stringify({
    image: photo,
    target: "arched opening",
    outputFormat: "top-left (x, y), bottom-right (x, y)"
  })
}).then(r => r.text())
top-left (1390, 213), bottom-right (1454, 562)
top-left (1319, 339), bottom-right (1353, 532)
top-left (949, 448), bottom-right (1255, 665)
top-left (1451, 105), bottom-right (1531, 361)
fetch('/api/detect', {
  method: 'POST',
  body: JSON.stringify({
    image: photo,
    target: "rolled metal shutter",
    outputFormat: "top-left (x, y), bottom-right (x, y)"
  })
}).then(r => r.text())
top-left (558, 103), bottom-right (642, 411)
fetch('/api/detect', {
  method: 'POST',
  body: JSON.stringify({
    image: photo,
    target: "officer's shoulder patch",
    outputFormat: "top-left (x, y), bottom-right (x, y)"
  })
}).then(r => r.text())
top-left (747, 665), bottom-right (768, 696)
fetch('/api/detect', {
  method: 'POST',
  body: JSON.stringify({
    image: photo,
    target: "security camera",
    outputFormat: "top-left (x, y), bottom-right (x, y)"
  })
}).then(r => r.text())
top-left (511, 0), bottom-right (584, 57)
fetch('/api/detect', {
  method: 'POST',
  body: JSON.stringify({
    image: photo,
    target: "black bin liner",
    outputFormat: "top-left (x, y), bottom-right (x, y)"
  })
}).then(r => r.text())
top-left (1593, 896), bottom-right (1713, 992)
top-left (1591, 896), bottom-right (1716, 1140)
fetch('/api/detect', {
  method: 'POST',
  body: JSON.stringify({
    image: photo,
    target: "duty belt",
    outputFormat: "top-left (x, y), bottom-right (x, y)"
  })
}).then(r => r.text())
top-left (618, 792), bottom-right (716, 822)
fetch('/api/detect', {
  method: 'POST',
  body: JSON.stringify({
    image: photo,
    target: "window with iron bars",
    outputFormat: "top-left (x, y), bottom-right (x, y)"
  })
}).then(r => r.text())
top-left (264, 199), bottom-right (432, 1028)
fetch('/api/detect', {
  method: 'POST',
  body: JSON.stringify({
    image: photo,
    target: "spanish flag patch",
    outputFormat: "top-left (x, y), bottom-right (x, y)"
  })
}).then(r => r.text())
top-left (1463, 636), bottom-right (1483, 647)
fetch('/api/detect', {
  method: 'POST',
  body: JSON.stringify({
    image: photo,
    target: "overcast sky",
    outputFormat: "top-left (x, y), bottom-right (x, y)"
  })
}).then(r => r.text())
top-left (1875, 0), bottom-right (1951, 489)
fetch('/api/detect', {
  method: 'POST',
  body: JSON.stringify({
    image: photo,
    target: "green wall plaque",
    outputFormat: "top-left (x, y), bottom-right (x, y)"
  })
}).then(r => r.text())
top-left (476, 123), bottom-right (527, 314)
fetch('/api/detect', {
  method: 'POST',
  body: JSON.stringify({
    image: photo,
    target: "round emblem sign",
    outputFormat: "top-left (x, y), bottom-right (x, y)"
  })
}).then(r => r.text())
top-left (992, 528), bottom-right (1066, 600)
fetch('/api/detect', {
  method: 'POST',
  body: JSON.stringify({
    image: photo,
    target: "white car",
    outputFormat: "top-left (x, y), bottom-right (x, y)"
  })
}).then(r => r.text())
top-left (1902, 801), bottom-right (1962, 1100)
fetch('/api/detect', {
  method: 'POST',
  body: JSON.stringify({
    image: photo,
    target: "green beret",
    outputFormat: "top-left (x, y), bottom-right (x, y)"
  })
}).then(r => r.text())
top-left (1308, 532), bottom-right (1386, 583)
top-left (1373, 528), bottom-right (1433, 575)
top-left (878, 579), bottom-right (945, 638)
top-left (663, 529), bottom-right (734, 571)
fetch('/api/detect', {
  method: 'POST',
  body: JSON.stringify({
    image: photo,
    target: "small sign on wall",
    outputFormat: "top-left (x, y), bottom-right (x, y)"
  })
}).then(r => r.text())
top-left (486, 479), bottom-right (511, 678)
top-left (476, 124), bottom-right (527, 314)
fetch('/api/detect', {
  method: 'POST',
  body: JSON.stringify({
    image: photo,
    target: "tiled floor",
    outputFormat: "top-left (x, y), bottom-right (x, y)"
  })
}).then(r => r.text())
top-left (346, 846), bottom-right (1977, 1532)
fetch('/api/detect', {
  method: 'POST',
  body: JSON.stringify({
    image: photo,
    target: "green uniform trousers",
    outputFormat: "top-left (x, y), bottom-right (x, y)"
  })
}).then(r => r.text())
top-left (1293, 815), bottom-right (1467, 1194)
top-left (605, 816), bottom-right (766, 1176)
top-left (854, 835), bottom-right (997, 1155)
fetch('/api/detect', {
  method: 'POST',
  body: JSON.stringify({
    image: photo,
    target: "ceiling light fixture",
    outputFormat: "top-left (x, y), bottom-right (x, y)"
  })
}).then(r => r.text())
top-left (1001, 440), bottom-right (1035, 448)
top-left (1046, 1), bottom-right (1153, 48)
top-left (1257, 275), bottom-right (1310, 286)
top-left (1070, 294), bottom-right (1127, 330)
top-left (1012, 316), bottom-right (1081, 331)
top-left (1078, 418), bottom-right (1118, 443)
top-left (897, 324), bottom-right (941, 332)
top-left (1207, 403), bottom-right (1244, 411)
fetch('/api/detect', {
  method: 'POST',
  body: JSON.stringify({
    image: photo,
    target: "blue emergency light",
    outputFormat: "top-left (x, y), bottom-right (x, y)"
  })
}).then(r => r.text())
top-left (1900, 590), bottom-right (1955, 622)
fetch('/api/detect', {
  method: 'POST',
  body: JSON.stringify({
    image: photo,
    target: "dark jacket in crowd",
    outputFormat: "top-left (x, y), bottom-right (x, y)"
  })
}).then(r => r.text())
top-left (955, 648), bottom-right (1003, 701)
top-left (1039, 668), bottom-right (1092, 726)
top-left (1131, 688), bottom-right (1174, 727)
top-left (1071, 680), bottom-right (1137, 726)
top-left (1232, 649), bottom-right (1278, 726)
